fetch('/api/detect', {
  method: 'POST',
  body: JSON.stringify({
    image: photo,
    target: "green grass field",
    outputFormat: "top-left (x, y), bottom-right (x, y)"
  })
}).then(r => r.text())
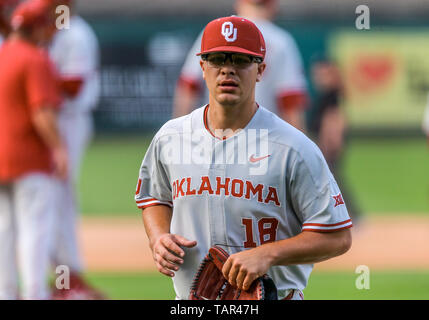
top-left (78, 135), bottom-right (152, 215)
top-left (84, 270), bottom-right (429, 300)
top-left (78, 135), bottom-right (429, 216)
top-left (343, 137), bottom-right (429, 214)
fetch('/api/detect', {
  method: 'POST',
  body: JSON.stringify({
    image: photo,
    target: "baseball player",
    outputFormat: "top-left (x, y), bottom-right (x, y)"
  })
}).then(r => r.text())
top-left (47, 0), bottom-right (102, 299)
top-left (173, 0), bottom-right (308, 131)
top-left (308, 57), bottom-right (361, 222)
top-left (0, 0), bottom-right (66, 299)
top-left (135, 16), bottom-right (352, 300)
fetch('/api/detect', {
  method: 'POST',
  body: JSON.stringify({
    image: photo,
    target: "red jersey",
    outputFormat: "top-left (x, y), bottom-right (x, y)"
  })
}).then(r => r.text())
top-left (0, 38), bottom-right (61, 182)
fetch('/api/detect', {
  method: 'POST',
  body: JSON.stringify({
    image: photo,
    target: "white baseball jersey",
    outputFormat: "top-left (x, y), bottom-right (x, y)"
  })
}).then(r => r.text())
top-left (135, 105), bottom-right (352, 300)
top-left (180, 18), bottom-right (307, 115)
top-left (50, 15), bottom-right (100, 114)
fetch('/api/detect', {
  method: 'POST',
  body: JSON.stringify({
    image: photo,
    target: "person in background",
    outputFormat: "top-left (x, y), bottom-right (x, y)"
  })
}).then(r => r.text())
top-left (308, 56), bottom-right (361, 222)
top-left (0, 0), bottom-right (66, 299)
top-left (173, 0), bottom-right (308, 131)
top-left (47, 0), bottom-right (103, 300)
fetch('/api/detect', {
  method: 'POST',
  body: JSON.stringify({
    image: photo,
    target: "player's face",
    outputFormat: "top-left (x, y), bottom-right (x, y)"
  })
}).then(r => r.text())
top-left (200, 52), bottom-right (266, 107)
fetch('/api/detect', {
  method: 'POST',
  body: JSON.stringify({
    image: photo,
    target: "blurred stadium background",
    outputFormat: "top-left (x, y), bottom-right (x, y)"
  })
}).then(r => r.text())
top-left (71, 0), bottom-right (429, 299)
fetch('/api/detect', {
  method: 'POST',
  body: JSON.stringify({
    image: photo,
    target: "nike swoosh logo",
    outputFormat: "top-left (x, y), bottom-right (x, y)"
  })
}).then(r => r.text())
top-left (249, 154), bottom-right (270, 163)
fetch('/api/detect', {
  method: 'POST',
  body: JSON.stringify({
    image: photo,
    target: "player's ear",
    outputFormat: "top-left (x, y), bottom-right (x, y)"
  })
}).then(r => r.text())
top-left (256, 62), bottom-right (266, 82)
top-left (200, 59), bottom-right (206, 79)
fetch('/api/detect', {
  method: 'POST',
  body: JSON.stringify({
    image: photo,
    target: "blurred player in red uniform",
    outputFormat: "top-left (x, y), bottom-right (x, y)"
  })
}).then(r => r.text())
top-left (173, 0), bottom-right (308, 131)
top-left (0, 0), bottom-right (67, 299)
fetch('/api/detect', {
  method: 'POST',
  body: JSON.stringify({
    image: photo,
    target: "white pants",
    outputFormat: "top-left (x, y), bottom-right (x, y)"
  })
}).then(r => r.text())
top-left (51, 112), bottom-right (93, 272)
top-left (0, 173), bottom-right (56, 300)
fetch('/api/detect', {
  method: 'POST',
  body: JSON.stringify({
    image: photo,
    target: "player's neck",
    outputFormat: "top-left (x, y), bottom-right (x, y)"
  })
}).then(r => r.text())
top-left (206, 100), bottom-right (258, 139)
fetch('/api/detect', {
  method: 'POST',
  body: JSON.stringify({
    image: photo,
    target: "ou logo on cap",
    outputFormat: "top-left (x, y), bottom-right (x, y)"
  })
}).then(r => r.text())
top-left (221, 22), bottom-right (237, 42)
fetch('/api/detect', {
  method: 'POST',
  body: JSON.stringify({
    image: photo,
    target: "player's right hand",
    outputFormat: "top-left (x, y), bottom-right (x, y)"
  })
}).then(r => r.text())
top-left (151, 233), bottom-right (197, 277)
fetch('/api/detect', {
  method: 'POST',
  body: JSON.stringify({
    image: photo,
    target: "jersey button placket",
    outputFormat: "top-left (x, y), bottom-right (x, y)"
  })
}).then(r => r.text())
top-left (208, 139), bottom-right (228, 248)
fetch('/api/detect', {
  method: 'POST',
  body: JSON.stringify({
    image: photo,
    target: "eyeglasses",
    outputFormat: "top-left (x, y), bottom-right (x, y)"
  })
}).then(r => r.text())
top-left (201, 52), bottom-right (263, 69)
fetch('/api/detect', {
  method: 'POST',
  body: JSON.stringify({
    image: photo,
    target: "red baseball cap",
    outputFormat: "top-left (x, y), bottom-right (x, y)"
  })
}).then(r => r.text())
top-left (197, 16), bottom-right (266, 60)
top-left (11, 0), bottom-right (54, 30)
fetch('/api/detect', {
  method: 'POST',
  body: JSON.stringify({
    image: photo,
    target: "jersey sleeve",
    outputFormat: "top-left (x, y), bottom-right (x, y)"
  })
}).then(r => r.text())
top-left (135, 136), bottom-right (173, 211)
top-left (50, 24), bottom-right (99, 77)
top-left (288, 145), bottom-right (352, 232)
top-left (50, 20), bottom-right (101, 112)
top-left (273, 33), bottom-right (307, 98)
top-left (178, 31), bottom-right (204, 91)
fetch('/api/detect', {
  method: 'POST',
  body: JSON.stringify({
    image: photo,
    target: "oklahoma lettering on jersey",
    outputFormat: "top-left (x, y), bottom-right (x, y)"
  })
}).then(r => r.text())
top-left (172, 176), bottom-right (280, 206)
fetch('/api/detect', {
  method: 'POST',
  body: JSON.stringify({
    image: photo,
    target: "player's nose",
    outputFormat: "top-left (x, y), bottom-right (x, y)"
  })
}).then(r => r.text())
top-left (219, 62), bottom-right (237, 75)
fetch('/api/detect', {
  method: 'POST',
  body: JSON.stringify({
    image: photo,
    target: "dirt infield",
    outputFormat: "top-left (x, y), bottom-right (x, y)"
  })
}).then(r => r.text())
top-left (78, 215), bottom-right (429, 272)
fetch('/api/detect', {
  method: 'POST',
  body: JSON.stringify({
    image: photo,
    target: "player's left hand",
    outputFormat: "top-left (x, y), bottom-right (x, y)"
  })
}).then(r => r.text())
top-left (222, 247), bottom-right (272, 291)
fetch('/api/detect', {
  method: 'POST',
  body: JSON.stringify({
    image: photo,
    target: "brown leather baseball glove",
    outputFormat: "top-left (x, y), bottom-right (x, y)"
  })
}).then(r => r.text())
top-left (189, 246), bottom-right (278, 300)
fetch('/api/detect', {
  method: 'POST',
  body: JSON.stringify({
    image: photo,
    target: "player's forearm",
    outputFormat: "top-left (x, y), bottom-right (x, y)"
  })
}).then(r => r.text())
top-left (319, 108), bottom-right (346, 161)
top-left (141, 205), bottom-right (173, 249)
top-left (31, 106), bottom-right (64, 150)
top-left (264, 229), bottom-right (352, 266)
top-left (320, 108), bottom-right (346, 139)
